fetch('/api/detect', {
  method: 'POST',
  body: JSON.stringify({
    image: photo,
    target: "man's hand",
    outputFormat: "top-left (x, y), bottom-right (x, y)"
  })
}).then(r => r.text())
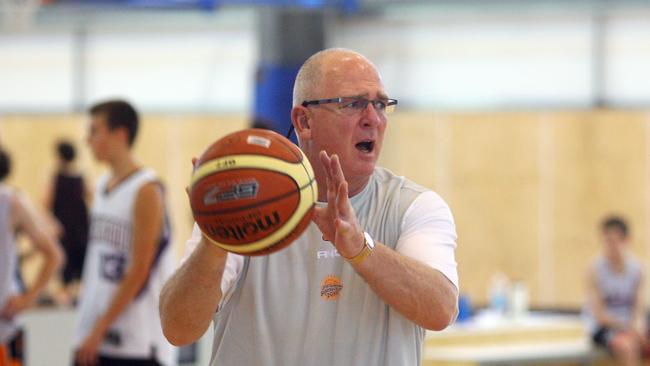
top-left (0, 294), bottom-right (34, 319)
top-left (312, 151), bottom-right (365, 258)
top-left (74, 328), bottom-right (104, 366)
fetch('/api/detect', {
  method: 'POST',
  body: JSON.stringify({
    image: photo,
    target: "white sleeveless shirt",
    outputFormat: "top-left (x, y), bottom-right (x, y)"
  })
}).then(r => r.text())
top-left (583, 255), bottom-right (641, 333)
top-left (0, 186), bottom-right (20, 344)
top-left (75, 169), bottom-right (176, 365)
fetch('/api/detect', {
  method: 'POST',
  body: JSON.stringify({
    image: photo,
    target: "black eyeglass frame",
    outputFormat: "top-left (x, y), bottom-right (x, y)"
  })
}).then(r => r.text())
top-left (301, 96), bottom-right (398, 110)
top-left (285, 96), bottom-right (398, 138)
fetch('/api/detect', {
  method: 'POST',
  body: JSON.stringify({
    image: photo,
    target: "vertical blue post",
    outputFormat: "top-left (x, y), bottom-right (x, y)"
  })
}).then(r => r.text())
top-left (254, 8), bottom-right (325, 142)
top-left (253, 64), bottom-right (300, 135)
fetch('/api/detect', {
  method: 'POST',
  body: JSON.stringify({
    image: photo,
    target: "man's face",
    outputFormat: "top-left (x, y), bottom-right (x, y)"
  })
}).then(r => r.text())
top-left (602, 228), bottom-right (627, 256)
top-left (305, 55), bottom-right (389, 182)
top-left (86, 114), bottom-right (117, 162)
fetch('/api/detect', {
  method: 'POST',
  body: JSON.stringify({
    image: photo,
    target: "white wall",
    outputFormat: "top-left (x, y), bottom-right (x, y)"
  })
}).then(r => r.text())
top-left (1, 32), bottom-right (75, 110)
top-left (0, 9), bottom-right (257, 112)
top-left (605, 15), bottom-right (650, 106)
top-left (1, 5), bottom-right (650, 112)
top-left (330, 15), bottom-right (595, 108)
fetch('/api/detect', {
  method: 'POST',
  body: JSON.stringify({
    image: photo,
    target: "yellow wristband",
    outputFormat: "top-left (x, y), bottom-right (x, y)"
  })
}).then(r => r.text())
top-left (347, 232), bottom-right (375, 265)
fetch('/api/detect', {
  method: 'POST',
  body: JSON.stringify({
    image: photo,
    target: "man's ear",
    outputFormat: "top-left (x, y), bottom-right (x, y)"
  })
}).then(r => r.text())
top-left (290, 107), bottom-right (312, 140)
top-left (113, 126), bottom-right (131, 147)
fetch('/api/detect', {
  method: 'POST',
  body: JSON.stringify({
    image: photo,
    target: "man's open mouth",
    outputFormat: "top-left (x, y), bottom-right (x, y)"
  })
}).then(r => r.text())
top-left (355, 140), bottom-right (375, 153)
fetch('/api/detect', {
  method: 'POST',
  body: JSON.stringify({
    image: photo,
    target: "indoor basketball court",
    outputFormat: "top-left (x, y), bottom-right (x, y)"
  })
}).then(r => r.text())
top-left (2, 1), bottom-right (650, 365)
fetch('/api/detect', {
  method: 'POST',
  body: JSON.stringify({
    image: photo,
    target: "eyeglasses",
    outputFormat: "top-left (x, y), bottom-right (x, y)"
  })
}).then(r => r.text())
top-left (286, 96), bottom-right (398, 138)
top-left (303, 96), bottom-right (398, 115)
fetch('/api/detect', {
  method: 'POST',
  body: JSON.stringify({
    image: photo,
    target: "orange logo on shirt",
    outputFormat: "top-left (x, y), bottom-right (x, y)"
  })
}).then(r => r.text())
top-left (320, 275), bottom-right (343, 301)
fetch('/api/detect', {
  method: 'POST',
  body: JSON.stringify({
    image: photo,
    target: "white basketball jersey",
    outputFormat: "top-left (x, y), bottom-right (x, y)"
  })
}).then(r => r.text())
top-left (0, 186), bottom-right (20, 344)
top-left (75, 169), bottom-right (176, 365)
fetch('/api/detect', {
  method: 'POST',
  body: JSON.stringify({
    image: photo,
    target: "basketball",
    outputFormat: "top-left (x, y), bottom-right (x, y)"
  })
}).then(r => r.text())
top-left (189, 128), bottom-right (318, 256)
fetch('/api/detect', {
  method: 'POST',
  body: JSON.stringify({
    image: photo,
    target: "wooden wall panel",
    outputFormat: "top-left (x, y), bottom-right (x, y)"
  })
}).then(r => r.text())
top-left (550, 111), bottom-right (649, 307)
top-left (2, 111), bottom-right (650, 309)
top-left (0, 114), bottom-right (247, 268)
top-left (386, 111), bottom-right (650, 307)
top-left (451, 113), bottom-right (540, 305)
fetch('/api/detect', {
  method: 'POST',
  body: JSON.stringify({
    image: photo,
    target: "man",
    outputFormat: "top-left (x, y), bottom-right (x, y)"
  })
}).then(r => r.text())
top-left (74, 100), bottom-right (176, 366)
top-left (160, 48), bottom-right (458, 365)
top-left (0, 148), bottom-right (63, 365)
top-left (584, 216), bottom-right (648, 366)
top-left (45, 140), bottom-right (90, 306)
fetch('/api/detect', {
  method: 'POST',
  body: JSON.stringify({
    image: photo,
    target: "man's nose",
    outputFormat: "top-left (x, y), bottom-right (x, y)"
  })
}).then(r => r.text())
top-left (361, 101), bottom-right (382, 126)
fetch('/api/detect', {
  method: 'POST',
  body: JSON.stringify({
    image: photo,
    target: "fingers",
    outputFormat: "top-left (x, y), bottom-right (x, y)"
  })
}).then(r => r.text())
top-left (321, 151), bottom-right (351, 219)
top-left (326, 177), bottom-right (336, 211)
top-left (75, 351), bottom-right (86, 366)
top-left (75, 348), bottom-right (97, 366)
top-left (319, 151), bottom-right (347, 192)
top-left (318, 150), bottom-right (330, 163)
top-left (77, 353), bottom-right (87, 366)
top-left (82, 353), bottom-right (96, 366)
top-left (336, 181), bottom-right (351, 219)
top-left (187, 157), bottom-right (199, 199)
top-left (312, 206), bottom-right (326, 227)
top-left (0, 298), bottom-right (20, 319)
top-left (320, 151), bottom-right (343, 182)
top-left (319, 150), bottom-right (331, 176)
top-left (329, 154), bottom-right (345, 186)
top-left (315, 150), bottom-right (358, 248)
top-left (2, 306), bottom-right (15, 319)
